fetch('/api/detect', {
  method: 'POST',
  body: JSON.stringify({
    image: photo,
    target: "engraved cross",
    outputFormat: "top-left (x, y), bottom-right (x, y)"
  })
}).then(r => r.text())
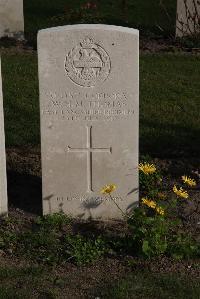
top-left (67, 126), bottom-right (112, 193)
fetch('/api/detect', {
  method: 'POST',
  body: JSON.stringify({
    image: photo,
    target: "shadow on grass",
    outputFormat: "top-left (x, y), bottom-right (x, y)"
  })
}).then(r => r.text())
top-left (7, 170), bottom-right (42, 215)
top-left (92, 271), bottom-right (200, 299)
top-left (140, 119), bottom-right (200, 158)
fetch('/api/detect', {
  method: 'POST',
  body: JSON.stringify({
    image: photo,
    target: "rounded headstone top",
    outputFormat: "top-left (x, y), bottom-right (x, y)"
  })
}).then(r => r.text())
top-left (38, 24), bottom-right (139, 37)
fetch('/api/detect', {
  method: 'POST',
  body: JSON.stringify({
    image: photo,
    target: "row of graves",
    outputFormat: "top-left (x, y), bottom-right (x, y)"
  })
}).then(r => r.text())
top-left (0, 0), bottom-right (199, 219)
top-left (0, 0), bottom-right (200, 40)
top-left (0, 24), bottom-right (139, 220)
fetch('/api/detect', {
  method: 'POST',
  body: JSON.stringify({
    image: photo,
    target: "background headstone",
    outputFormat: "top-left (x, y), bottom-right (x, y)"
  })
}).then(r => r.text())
top-left (176, 0), bottom-right (200, 37)
top-left (0, 0), bottom-right (24, 39)
top-left (0, 57), bottom-right (8, 216)
top-left (38, 24), bottom-right (139, 220)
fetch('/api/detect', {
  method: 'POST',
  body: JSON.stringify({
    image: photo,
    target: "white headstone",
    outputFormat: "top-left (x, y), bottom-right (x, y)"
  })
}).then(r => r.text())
top-left (176, 0), bottom-right (200, 37)
top-left (38, 24), bottom-right (139, 220)
top-left (0, 0), bottom-right (24, 39)
top-left (0, 57), bottom-right (8, 216)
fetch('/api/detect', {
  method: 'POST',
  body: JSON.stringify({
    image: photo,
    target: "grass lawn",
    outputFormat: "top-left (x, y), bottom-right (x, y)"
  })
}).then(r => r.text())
top-left (23, 0), bottom-right (176, 46)
top-left (1, 50), bottom-right (200, 157)
top-left (0, 266), bottom-right (199, 299)
top-left (102, 272), bottom-right (200, 299)
top-left (99, 271), bottom-right (200, 299)
top-left (1, 51), bottom-right (39, 146)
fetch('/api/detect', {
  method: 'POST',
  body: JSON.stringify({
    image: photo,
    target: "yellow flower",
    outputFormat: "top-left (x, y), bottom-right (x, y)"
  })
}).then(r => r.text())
top-left (101, 184), bottom-right (116, 194)
top-left (181, 175), bottom-right (197, 187)
top-left (141, 198), bottom-right (148, 205)
top-left (138, 163), bottom-right (156, 175)
top-left (173, 185), bottom-right (189, 199)
top-left (156, 206), bottom-right (165, 216)
top-left (141, 197), bottom-right (164, 215)
top-left (141, 197), bottom-right (156, 209)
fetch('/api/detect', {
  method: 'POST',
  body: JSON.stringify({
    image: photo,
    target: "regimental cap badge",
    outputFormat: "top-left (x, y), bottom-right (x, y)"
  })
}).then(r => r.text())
top-left (65, 37), bottom-right (111, 88)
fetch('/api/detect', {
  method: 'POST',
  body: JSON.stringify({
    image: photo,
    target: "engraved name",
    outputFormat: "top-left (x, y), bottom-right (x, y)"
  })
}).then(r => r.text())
top-left (42, 91), bottom-right (135, 121)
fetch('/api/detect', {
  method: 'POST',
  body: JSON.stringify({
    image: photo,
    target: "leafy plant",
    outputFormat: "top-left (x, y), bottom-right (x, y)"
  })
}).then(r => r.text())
top-left (35, 213), bottom-right (71, 230)
top-left (168, 231), bottom-right (199, 259)
top-left (65, 235), bottom-right (106, 265)
top-left (19, 229), bottom-right (62, 264)
top-left (101, 161), bottom-right (199, 259)
top-left (127, 208), bottom-right (168, 257)
top-left (0, 212), bottom-right (110, 266)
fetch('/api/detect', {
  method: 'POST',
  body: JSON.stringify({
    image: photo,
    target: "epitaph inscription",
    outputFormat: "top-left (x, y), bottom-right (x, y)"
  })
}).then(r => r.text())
top-left (38, 25), bottom-right (139, 220)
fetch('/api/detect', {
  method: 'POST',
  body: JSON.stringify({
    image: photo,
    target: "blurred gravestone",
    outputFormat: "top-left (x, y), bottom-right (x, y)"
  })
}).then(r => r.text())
top-left (38, 24), bottom-right (139, 220)
top-left (176, 0), bottom-right (200, 37)
top-left (0, 0), bottom-right (24, 39)
top-left (0, 57), bottom-right (8, 216)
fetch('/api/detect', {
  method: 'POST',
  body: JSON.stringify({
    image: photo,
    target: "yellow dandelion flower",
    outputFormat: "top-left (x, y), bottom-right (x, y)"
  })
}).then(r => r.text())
top-left (148, 200), bottom-right (157, 209)
top-left (141, 197), bottom-right (156, 209)
top-left (138, 163), bottom-right (156, 175)
top-left (181, 175), bottom-right (197, 187)
top-left (101, 184), bottom-right (116, 194)
top-left (141, 198), bottom-right (148, 205)
top-left (173, 185), bottom-right (189, 199)
top-left (156, 206), bottom-right (165, 216)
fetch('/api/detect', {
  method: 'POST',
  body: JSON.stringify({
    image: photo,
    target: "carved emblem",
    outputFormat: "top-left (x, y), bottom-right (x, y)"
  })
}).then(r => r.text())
top-left (65, 37), bottom-right (111, 87)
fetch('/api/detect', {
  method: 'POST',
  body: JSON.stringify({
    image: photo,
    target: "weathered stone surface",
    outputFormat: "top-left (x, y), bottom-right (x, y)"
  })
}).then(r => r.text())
top-left (38, 24), bottom-right (139, 220)
top-left (176, 0), bottom-right (200, 37)
top-left (0, 57), bottom-right (8, 216)
top-left (0, 0), bottom-right (24, 39)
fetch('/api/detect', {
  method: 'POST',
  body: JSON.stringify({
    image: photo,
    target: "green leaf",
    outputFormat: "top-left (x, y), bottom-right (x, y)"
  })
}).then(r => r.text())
top-left (142, 240), bottom-right (149, 256)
